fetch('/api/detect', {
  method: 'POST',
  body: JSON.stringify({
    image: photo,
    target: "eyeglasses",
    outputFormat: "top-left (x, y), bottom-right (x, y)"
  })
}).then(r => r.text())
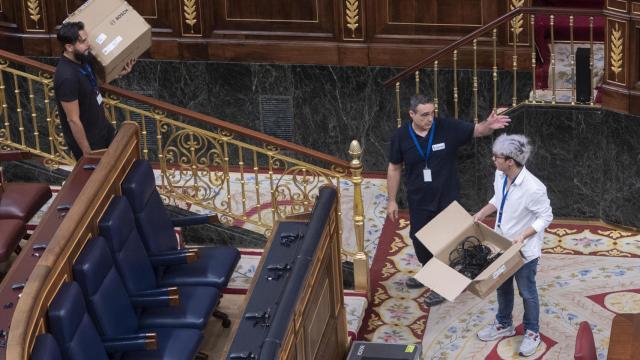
top-left (492, 154), bottom-right (506, 161)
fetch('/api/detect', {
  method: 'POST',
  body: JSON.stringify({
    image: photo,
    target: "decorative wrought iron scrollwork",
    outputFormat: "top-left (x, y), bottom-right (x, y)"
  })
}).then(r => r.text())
top-left (160, 124), bottom-right (227, 208)
top-left (272, 166), bottom-right (335, 218)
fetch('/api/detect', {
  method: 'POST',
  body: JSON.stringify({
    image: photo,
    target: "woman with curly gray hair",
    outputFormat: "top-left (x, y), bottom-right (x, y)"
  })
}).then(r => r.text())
top-left (473, 134), bottom-right (553, 357)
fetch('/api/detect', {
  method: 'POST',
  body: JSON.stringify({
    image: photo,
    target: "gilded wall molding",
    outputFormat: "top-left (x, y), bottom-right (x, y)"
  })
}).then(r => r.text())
top-left (508, 0), bottom-right (529, 45)
top-left (345, 0), bottom-right (359, 38)
top-left (609, 22), bottom-right (624, 82)
top-left (181, 0), bottom-right (203, 36)
top-left (343, 0), bottom-right (363, 40)
top-left (23, 0), bottom-right (46, 32)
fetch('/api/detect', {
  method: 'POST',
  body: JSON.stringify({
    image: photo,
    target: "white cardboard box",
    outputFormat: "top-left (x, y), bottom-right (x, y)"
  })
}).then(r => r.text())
top-left (414, 201), bottom-right (525, 302)
top-left (66, 0), bottom-right (151, 83)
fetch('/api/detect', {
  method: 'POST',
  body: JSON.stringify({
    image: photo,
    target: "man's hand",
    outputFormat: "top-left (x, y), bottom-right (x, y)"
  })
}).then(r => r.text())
top-left (472, 213), bottom-right (484, 223)
top-left (387, 200), bottom-right (399, 223)
top-left (513, 234), bottom-right (528, 244)
top-left (118, 58), bottom-right (137, 78)
top-left (485, 110), bottom-right (511, 130)
top-left (473, 111), bottom-right (511, 137)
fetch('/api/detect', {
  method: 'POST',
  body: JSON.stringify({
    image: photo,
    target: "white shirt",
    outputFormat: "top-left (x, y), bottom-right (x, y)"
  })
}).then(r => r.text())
top-left (489, 167), bottom-right (553, 262)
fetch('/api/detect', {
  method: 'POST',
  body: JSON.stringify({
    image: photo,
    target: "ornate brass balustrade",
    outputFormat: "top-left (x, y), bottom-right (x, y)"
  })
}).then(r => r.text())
top-left (0, 49), bottom-right (370, 295)
top-left (385, 7), bottom-right (605, 125)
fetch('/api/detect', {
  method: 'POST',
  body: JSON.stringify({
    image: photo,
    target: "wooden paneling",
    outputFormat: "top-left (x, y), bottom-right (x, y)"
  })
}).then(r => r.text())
top-left (226, 0), bottom-right (319, 21)
top-left (0, 0), bottom-right (588, 68)
top-left (368, 0), bottom-right (500, 41)
top-left (211, 0), bottom-right (335, 37)
top-left (387, 0), bottom-right (484, 26)
top-left (608, 0), bottom-right (629, 12)
top-left (0, 0), bottom-right (19, 29)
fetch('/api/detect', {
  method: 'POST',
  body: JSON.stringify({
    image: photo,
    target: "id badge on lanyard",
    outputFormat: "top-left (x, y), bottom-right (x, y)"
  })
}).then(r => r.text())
top-left (423, 168), bottom-right (432, 182)
top-left (79, 64), bottom-right (102, 105)
top-left (409, 121), bottom-right (436, 183)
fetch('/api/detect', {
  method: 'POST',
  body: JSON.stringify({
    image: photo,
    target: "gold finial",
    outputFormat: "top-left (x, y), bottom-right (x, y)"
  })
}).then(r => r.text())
top-left (349, 140), bottom-right (362, 165)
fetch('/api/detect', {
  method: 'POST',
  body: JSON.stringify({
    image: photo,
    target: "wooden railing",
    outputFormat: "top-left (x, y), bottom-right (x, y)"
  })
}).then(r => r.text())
top-left (6, 122), bottom-right (141, 360)
top-left (0, 49), bottom-right (370, 295)
top-left (384, 6), bottom-right (608, 124)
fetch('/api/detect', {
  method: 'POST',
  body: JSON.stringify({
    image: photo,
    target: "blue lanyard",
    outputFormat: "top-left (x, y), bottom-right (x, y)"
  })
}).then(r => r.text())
top-left (497, 172), bottom-right (520, 228)
top-left (78, 64), bottom-right (98, 90)
top-left (408, 120), bottom-right (436, 167)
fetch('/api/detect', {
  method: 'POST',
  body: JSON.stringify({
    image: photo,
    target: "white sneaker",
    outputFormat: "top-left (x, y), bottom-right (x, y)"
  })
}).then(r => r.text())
top-left (519, 330), bottom-right (541, 357)
top-left (477, 322), bottom-right (516, 341)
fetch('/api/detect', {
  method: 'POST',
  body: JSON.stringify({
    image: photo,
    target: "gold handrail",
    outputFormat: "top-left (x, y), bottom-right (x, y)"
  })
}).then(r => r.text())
top-left (383, 7), bottom-right (603, 88)
top-left (0, 49), bottom-right (370, 295)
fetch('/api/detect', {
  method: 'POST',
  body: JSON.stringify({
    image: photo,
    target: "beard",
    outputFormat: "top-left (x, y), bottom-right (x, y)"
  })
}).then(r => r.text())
top-left (72, 48), bottom-right (91, 64)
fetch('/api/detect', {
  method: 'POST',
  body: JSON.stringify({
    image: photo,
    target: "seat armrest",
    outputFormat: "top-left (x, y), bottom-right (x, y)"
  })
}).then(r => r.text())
top-left (171, 214), bottom-right (220, 227)
top-left (103, 333), bottom-right (157, 352)
top-left (132, 287), bottom-right (179, 298)
top-left (130, 287), bottom-right (180, 307)
top-left (149, 249), bottom-right (199, 266)
top-left (130, 292), bottom-right (180, 308)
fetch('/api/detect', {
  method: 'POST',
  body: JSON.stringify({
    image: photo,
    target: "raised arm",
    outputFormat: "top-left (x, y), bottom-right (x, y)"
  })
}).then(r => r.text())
top-left (473, 111), bottom-right (511, 137)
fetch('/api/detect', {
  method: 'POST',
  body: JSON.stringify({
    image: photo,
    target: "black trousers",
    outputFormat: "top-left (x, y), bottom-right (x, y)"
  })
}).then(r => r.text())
top-left (408, 207), bottom-right (438, 266)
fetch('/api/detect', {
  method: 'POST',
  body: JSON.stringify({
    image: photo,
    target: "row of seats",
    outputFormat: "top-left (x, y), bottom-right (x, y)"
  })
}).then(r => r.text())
top-left (30, 160), bottom-right (241, 359)
top-left (0, 151), bottom-right (52, 263)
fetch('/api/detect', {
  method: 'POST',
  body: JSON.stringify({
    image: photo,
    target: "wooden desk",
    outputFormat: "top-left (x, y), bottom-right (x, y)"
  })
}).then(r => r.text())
top-left (607, 313), bottom-right (640, 360)
top-left (0, 156), bottom-right (100, 359)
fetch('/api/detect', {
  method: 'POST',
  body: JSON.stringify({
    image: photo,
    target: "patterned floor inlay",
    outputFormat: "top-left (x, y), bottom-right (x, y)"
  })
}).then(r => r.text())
top-left (358, 212), bottom-right (640, 360)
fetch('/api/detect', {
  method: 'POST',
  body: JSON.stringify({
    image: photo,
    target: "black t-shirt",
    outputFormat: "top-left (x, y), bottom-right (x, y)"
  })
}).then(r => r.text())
top-left (389, 117), bottom-right (474, 212)
top-left (54, 55), bottom-right (114, 159)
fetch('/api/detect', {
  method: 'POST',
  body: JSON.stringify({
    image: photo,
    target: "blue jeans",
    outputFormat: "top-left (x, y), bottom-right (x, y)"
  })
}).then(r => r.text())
top-left (496, 257), bottom-right (540, 333)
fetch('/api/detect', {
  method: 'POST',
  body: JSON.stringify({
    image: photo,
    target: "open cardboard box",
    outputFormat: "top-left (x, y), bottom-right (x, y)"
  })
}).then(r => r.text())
top-left (413, 201), bottom-right (525, 302)
top-left (66, 0), bottom-right (151, 83)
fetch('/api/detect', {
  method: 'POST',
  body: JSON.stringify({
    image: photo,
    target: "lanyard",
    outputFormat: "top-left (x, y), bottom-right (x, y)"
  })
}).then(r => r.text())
top-left (408, 120), bottom-right (436, 167)
top-left (78, 64), bottom-right (98, 90)
top-left (497, 171), bottom-right (521, 228)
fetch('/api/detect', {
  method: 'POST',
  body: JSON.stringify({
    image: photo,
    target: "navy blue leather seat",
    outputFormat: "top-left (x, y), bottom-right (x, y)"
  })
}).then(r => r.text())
top-left (72, 237), bottom-right (202, 360)
top-left (47, 282), bottom-right (111, 360)
top-left (122, 160), bottom-right (240, 289)
top-left (98, 197), bottom-right (219, 330)
top-left (30, 333), bottom-right (62, 360)
top-left (45, 282), bottom-right (200, 360)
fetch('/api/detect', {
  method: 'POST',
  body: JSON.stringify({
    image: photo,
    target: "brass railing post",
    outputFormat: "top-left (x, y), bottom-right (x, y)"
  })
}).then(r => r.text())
top-left (433, 60), bottom-right (439, 117)
top-left (589, 16), bottom-right (594, 105)
top-left (395, 82), bottom-right (401, 128)
top-left (531, 15), bottom-right (537, 103)
top-left (550, 15), bottom-right (556, 104)
top-left (349, 140), bottom-right (369, 296)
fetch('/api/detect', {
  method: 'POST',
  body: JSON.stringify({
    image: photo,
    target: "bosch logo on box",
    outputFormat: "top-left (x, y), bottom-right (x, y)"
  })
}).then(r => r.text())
top-left (110, 8), bottom-right (128, 25)
top-left (115, 8), bottom-right (128, 21)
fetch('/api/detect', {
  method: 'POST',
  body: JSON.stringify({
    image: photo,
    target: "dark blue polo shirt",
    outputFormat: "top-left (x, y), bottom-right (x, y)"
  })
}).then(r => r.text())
top-left (389, 117), bottom-right (474, 212)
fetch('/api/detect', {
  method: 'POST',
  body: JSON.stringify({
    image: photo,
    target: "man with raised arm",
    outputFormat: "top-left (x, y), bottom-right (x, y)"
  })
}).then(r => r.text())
top-left (386, 94), bottom-right (510, 307)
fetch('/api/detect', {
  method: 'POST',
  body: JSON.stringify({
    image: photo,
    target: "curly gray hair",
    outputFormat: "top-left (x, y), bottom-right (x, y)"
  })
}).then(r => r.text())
top-left (492, 134), bottom-right (531, 166)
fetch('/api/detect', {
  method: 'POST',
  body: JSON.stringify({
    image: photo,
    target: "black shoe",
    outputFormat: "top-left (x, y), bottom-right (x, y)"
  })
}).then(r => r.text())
top-left (405, 277), bottom-right (425, 289)
top-left (424, 291), bottom-right (445, 307)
